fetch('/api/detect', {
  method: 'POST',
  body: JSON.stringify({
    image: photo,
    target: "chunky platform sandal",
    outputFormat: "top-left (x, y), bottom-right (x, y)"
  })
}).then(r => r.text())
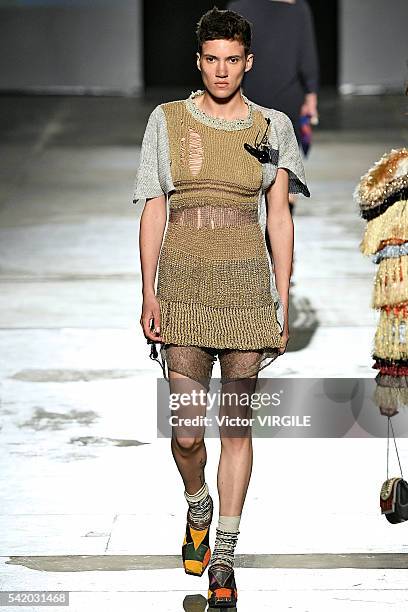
top-left (207, 563), bottom-right (238, 608)
top-left (182, 504), bottom-right (213, 577)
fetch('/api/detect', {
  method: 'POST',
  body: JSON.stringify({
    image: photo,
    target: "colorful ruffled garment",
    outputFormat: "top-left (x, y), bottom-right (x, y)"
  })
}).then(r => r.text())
top-left (359, 199), bottom-right (408, 256)
top-left (354, 148), bottom-right (408, 221)
top-left (374, 385), bottom-right (408, 413)
top-left (373, 304), bottom-right (408, 361)
top-left (355, 147), bottom-right (408, 412)
top-left (372, 241), bottom-right (408, 264)
top-left (372, 255), bottom-right (408, 308)
top-left (375, 372), bottom-right (408, 388)
top-left (372, 356), bottom-right (408, 376)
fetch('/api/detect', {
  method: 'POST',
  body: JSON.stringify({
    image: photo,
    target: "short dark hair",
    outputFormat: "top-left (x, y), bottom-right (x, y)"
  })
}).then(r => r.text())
top-left (196, 6), bottom-right (252, 56)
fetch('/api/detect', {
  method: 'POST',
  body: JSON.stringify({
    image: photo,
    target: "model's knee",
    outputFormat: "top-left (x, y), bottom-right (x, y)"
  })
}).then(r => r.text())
top-left (172, 435), bottom-right (204, 454)
top-left (220, 435), bottom-right (252, 453)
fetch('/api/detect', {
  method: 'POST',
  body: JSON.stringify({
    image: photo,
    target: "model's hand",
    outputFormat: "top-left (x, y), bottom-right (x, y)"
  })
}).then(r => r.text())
top-left (300, 93), bottom-right (319, 125)
top-left (278, 327), bottom-right (290, 355)
top-left (140, 293), bottom-right (163, 342)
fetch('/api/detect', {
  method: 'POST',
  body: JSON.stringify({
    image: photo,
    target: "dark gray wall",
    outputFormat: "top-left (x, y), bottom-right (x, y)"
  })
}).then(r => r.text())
top-left (0, 1), bottom-right (142, 94)
top-left (340, 0), bottom-right (408, 94)
top-left (144, 0), bottom-right (337, 89)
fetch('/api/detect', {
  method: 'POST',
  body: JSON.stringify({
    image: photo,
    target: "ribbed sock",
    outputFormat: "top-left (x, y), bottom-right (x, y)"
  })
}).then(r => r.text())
top-left (209, 515), bottom-right (241, 570)
top-left (184, 482), bottom-right (213, 528)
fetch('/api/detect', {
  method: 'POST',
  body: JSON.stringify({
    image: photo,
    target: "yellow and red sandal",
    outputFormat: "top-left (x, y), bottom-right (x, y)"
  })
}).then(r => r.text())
top-left (182, 507), bottom-right (213, 577)
top-left (207, 564), bottom-right (238, 608)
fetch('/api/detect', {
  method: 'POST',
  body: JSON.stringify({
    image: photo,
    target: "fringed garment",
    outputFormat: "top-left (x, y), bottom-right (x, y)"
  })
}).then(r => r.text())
top-left (355, 148), bottom-right (408, 411)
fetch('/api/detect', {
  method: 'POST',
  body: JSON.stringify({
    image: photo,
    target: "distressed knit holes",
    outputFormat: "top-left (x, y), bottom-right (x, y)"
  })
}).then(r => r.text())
top-left (180, 136), bottom-right (186, 168)
top-left (188, 129), bottom-right (203, 176)
top-left (168, 205), bottom-right (258, 229)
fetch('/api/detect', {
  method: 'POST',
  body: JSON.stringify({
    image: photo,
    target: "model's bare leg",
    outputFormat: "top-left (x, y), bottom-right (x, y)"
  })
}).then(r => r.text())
top-left (165, 344), bottom-right (214, 493)
top-left (167, 346), bottom-right (215, 578)
top-left (217, 374), bottom-right (257, 516)
top-left (169, 369), bottom-right (209, 494)
top-left (207, 350), bottom-right (260, 577)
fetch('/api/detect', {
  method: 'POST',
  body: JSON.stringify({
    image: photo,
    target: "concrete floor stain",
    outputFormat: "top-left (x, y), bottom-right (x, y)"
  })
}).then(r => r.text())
top-left (10, 369), bottom-right (138, 382)
top-left (19, 407), bottom-right (98, 430)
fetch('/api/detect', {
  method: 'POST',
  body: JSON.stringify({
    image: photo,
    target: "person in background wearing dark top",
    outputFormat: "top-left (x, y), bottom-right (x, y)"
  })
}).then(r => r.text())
top-left (227, 0), bottom-right (319, 216)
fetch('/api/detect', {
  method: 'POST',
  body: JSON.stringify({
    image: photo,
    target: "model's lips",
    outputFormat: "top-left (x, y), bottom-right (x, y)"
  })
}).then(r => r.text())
top-left (215, 82), bottom-right (229, 86)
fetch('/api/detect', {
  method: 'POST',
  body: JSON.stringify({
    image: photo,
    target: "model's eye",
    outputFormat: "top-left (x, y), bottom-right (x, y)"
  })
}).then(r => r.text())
top-left (206, 57), bottom-right (215, 62)
top-left (230, 58), bottom-right (238, 63)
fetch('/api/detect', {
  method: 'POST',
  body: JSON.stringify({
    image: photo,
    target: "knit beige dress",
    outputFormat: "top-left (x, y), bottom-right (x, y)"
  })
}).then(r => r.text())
top-left (133, 90), bottom-right (310, 379)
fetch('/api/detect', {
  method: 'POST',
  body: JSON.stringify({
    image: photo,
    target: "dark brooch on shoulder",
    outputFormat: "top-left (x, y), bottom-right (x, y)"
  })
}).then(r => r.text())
top-left (244, 117), bottom-right (275, 163)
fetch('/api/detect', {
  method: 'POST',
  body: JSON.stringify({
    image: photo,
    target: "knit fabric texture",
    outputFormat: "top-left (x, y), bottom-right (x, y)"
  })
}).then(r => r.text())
top-left (133, 90), bottom-right (310, 377)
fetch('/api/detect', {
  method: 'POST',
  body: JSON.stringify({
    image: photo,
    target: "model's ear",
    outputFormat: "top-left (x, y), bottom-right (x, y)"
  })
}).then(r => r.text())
top-left (196, 52), bottom-right (201, 72)
top-left (245, 53), bottom-right (254, 73)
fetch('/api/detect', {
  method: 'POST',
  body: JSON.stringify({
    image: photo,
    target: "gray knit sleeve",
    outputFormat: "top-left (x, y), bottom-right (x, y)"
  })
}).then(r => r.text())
top-left (132, 105), bottom-right (167, 206)
top-left (253, 102), bottom-right (310, 198)
top-left (276, 111), bottom-right (310, 197)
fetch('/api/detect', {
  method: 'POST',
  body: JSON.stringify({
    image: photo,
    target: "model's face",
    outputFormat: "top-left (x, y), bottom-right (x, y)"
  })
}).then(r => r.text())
top-left (196, 38), bottom-right (253, 99)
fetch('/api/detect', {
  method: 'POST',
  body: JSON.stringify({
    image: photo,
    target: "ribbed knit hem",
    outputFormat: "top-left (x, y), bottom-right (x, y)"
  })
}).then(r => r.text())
top-left (218, 515), bottom-right (241, 533)
top-left (158, 299), bottom-right (284, 350)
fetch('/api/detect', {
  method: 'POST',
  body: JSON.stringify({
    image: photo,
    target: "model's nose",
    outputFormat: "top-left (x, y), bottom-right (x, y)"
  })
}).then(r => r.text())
top-left (216, 62), bottom-right (228, 78)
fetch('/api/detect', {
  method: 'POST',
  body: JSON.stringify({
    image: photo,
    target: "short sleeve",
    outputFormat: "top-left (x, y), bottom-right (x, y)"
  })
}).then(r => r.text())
top-left (132, 105), bottom-right (166, 206)
top-left (277, 112), bottom-right (310, 197)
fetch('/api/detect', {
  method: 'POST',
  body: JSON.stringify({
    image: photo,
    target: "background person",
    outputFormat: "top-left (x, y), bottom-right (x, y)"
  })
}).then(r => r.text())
top-left (227, 0), bottom-right (319, 214)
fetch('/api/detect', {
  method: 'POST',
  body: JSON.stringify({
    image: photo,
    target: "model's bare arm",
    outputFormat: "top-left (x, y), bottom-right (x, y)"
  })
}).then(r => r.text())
top-left (265, 168), bottom-right (293, 352)
top-left (139, 195), bottom-right (167, 342)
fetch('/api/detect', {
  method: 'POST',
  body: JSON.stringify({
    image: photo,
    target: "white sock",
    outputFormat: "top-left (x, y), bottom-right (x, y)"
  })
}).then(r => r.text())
top-left (209, 515), bottom-right (241, 569)
top-left (184, 482), bottom-right (213, 527)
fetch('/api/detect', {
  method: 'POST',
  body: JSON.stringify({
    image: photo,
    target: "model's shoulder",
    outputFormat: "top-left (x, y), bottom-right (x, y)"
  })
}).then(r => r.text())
top-left (249, 100), bottom-right (292, 128)
top-left (157, 99), bottom-right (186, 113)
top-left (145, 100), bottom-right (185, 120)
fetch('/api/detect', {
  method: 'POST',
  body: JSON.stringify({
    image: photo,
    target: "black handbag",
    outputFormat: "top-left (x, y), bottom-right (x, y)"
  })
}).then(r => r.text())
top-left (380, 416), bottom-right (408, 523)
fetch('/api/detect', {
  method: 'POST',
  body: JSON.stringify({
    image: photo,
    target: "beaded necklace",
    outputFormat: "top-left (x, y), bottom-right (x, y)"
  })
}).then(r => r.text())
top-left (184, 89), bottom-right (254, 131)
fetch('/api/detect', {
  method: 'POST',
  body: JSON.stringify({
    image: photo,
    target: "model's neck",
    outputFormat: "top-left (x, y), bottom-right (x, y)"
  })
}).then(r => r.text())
top-left (196, 88), bottom-right (249, 121)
